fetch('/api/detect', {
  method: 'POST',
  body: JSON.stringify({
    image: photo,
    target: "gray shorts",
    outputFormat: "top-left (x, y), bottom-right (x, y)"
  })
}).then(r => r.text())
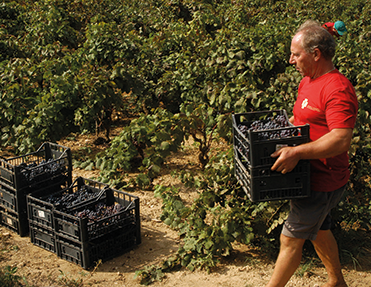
top-left (282, 185), bottom-right (346, 241)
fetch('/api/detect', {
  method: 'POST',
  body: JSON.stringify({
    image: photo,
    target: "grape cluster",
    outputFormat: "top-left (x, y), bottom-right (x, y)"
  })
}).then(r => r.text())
top-left (45, 185), bottom-right (100, 210)
top-left (237, 124), bottom-right (249, 135)
top-left (19, 158), bottom-right (65, 183)
top-left (249, 115), bottom-right (289, 130)
top-left (74, 202), bottom-right (125, 223)
top-left (238, 114), bottom-right (298, 140)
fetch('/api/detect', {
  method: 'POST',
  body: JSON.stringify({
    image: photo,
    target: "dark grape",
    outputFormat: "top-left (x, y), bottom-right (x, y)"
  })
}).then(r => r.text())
top-left (73, 202), bottom-right (125, 223)
top-left (44, 184), bottom-right (126, 223)
top-left (237, 114), bottom-right (299, 140)
top-left (19, 158), bottom-right (66, 183)
top-left (45, 185), bottom-right (101, 210)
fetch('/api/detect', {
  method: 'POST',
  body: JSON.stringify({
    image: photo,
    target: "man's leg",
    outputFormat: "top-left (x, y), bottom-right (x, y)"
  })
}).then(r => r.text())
top-left (265, 234), bottom-right (305, 287)
top-left (311, 229), bottom-right (348, 287)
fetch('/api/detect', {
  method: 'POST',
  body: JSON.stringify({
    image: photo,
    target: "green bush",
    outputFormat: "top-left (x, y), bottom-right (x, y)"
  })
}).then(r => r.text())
top-left (1, 0), bottom-right (371, 283)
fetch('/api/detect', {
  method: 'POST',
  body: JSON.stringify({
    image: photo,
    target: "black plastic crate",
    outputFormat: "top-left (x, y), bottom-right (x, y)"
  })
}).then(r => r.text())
top-left (234, 153), bottom-right (311, 202)
top-left (0, 142), bottom-right (72, 193)
top-left (29, 222), bottom-right (57, 254)
top-left (0, 182), bottom-right (19, 212)
top-left (0, 207), bottom-right (28, 237)
top-left (1, 179), bottom-right (70, 237)
top-left (27, 177), bottom-right (109, 230)
top-left (54, 187), bottom-right (141, 243)
top-left (0, 181), bottom-right (30, 235)
top-left (0, 142), bottom-right (72, 237)
top-left (56, 224), bottom-right (139, 269)
top-left (232, 110), bottom-right (310, 167)
top-left (27, 191), bottom-right (57, 230)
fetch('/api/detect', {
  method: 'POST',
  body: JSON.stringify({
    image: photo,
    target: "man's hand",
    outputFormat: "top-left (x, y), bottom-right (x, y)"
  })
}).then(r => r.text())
top-left (270, 128), bottom-right (353, 174)
top-left (271, 146), bottom-right (301, 174)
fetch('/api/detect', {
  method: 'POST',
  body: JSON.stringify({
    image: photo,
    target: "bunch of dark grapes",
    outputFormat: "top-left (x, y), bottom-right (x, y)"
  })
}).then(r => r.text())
top-left (238, 114), bottom-right (298, 140)
top-left (74, 202), bottom-right (125, 223)
top-left (45, 185), bottom-right (101, 210)
top-left (249, 115), bottom-right (289, 131)
top-left (19, 158), bottom-right (65, 183)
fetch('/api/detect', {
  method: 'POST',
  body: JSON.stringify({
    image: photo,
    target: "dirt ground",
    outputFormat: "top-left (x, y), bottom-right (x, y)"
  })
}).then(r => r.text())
top-left (1, 132), bottom-right (371, 287)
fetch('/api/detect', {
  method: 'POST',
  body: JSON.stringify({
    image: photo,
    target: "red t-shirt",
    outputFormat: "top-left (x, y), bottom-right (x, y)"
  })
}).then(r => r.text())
top-left (293, 70), bottom-right (358, 192)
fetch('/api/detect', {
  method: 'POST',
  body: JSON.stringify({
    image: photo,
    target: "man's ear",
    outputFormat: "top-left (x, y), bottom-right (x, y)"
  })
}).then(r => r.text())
top-left (313, 48), bottom-right (321, 61)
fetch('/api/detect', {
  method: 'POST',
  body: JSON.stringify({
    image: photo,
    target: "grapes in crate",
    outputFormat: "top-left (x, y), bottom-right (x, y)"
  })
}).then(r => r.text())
top-left (19, 158), bottom-right (66, 183)
top-left (44, 185), bottom-right (101, 210)
top-left (238, 114), bottom-right (299, 140)
top-left (74, 202), bottom-right (125, 223)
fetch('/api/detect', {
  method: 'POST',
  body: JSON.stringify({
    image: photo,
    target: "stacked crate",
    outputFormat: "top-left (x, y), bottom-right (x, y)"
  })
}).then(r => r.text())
top-left (26, 176), bottom-right (141, 269)
top-left (26, 177), bottom-right (110, 254)
top-left (0, 142), bottom-right (72, 236)
top-left (0, 142), bottom-right (141, 269)
top-left (54, 186), bottom-right (140, 269)
top-left (232, 110), bottom-right (311, 202)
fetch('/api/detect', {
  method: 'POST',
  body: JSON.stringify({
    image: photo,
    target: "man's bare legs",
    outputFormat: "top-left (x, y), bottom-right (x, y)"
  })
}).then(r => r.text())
top-left (265, 234), bottom-right (305, 287)
top-left (265, 230), bottom-right (347, 287)
top-left (311, 230), bottom-right (348, 287)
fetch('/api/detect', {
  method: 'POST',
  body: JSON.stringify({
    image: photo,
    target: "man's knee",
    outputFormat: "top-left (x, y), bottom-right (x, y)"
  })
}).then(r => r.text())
top-left (280, 234), bottom-right (305, 251)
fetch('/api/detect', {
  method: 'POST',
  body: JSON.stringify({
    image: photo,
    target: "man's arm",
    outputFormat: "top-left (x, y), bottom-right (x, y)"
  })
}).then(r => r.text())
top-left (271, 128), bottom-right (353, 174)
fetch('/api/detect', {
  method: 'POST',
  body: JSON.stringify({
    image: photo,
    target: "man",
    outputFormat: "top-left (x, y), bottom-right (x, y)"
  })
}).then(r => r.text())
top-left (322, 21), bottom-right (347, 38)
top-left (265, 20), bottom-right (358, 287)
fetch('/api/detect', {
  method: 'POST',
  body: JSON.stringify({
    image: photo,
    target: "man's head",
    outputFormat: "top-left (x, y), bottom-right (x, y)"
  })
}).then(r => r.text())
top-left (289, 20), bottom-right (336, 78)
top-left (296, 20), bottom-right (336, 60)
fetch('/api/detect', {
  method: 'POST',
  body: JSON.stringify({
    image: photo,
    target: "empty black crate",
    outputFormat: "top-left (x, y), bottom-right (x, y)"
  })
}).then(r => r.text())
top-left (27, 177), bottom-right (109, 230)
top-left (232, 110), bottom-right (310, 168)
top-left (29, 222), bottom-right (57, 254)
top-left (54, 187), bottom-right (141, 244)
top-left (234, 153), bottom-right (310, 202)
top-left (56, 224), bottom-right (139, 269)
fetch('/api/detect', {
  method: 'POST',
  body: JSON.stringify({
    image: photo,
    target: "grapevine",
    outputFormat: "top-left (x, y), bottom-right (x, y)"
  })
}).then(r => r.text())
top-left (0, 0), bottom-right (370, 285)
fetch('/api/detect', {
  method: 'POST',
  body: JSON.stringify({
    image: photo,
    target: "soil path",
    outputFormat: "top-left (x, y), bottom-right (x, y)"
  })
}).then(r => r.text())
top-left (1, 134), bottom-right (371, 287)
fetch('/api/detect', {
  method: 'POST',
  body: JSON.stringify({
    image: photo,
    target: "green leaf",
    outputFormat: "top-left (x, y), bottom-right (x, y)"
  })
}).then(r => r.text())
top-left (164, 218), bottom-right (172, 226)
top-left (183, 238), bottom-right (197, 252)
top-left (160, 141), bottom-right (170, 151)
top-left (204, 240), bottom-right (214, 250)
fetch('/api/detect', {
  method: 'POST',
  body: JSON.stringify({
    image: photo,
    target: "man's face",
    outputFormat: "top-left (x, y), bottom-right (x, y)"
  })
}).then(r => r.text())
top-left (289, 33), bottom-right (316, 78)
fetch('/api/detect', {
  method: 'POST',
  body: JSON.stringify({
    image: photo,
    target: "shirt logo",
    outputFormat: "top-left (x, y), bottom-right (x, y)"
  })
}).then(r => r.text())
top-left (301, 98), bottom-right (321, 112)
top-left (301, 98), bottom-right (308, 109)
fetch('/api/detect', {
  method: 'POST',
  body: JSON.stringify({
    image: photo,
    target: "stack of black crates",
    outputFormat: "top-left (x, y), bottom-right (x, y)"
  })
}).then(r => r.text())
top-left (232, 110), bottom-right (311, 202)
top-left (0, 142), bottom-right (141, 269)
top-left (0, 142), bottom-right (72, 236)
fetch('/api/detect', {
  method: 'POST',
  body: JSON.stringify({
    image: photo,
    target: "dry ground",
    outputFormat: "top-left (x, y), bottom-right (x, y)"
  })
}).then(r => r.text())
top-left (1, 131), bottom-right (371, 287)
